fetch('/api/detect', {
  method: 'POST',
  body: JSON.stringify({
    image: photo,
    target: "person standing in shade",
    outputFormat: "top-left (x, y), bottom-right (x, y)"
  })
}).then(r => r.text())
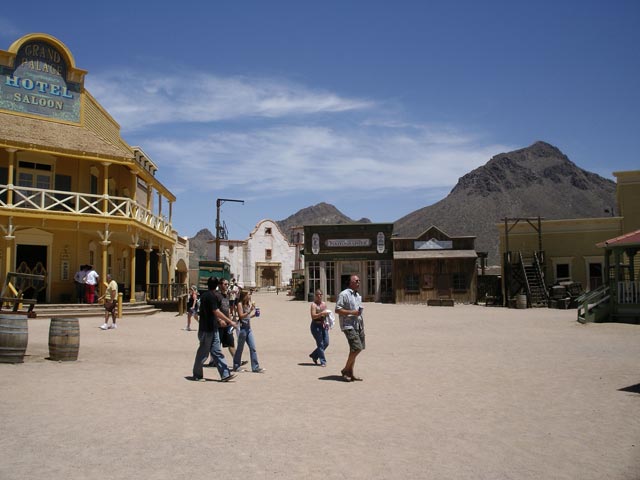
top-left (74, 265), bottom-right (87, 303)
top-left (100, 274), bottom-right (118, 330)
top-left (192, 276), bottom-right (236, 382)
top-left (233, 290), bottom-right (265, 373)
top-left (185, 285), bottom-right (199, 331)
top-left (309, 289), bottom-right (330, 367)
top-left (335, 275), bottom-right (365, 382)
top-left (84, 265), bottom-right (99, 304)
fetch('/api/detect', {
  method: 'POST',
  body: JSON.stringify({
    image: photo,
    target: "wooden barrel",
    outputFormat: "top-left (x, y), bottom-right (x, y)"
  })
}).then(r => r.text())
top-left (0, 314), bottom-right (28, 363)
top-left (48, 317), bottom-right (80, 361)
top-left (516, 294), bottom-right (528, 309)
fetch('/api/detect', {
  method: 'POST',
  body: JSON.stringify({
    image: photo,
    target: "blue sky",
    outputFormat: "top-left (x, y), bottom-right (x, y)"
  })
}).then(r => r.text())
top-left (2, 1), bottom-right (639, 240)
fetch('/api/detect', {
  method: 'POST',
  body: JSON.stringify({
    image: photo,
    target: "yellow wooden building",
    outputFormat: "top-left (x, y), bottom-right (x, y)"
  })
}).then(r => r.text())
top-left (0, 33), bottom-right (183, 303)
top-left (498, 169), bottom-right (640, 301)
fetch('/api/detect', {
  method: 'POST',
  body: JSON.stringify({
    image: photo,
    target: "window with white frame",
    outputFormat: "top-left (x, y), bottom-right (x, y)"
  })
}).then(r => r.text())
top-left (326, 261), bottom-right (335, 296)
top-left (552, 257), bottom-right (573, 283)
top-left (308, 261), bottom-right (320, 295)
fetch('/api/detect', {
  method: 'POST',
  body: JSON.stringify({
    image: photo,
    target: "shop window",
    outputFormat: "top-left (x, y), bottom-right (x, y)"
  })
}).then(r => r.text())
top-left (555, 263), bottom-right (570, 282)
top-left (326, 261), bottom-right (335, 296)
top-left (452, 272), bottom-right (467, 291)
top-left (405, 274), bottom-right (419, 292)
top-left (308, 261), bottom-right (320, 295)
top-left (367, 261), bottom-right (376, 295)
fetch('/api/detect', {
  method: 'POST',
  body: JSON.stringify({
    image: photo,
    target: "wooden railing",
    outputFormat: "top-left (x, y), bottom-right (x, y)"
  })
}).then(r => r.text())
top-left (0, 184), bottom-right (172, 236)
top-left (618, 281), bottom-right (640, 304)
top-left (145, 283), bottom-right (188, 302)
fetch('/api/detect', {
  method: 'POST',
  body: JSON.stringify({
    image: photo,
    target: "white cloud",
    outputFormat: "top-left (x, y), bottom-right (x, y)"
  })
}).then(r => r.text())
top-left (86, 69), bottom-right (373, 130)
top-left (146, 124), bottom-right (511, 199)
top-left (87, 67), bottom-right (511, 206)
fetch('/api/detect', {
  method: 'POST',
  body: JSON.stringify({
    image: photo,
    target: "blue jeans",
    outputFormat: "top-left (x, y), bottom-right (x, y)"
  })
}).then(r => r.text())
top-left (193, 330), bottom-right (231, 379)
top-left (310, 322), bottom-right (329, 365)
top-left (234, 327), bottom-right (260, 371)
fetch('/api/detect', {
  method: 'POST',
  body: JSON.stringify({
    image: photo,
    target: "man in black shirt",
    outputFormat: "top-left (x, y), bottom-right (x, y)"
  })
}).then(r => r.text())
top-left (191, 277), bottom-right (237, 382)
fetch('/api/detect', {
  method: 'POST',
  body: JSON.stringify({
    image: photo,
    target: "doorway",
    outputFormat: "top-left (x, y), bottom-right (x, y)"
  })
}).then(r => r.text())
top-left (15, 244), bottom-right (48, 302)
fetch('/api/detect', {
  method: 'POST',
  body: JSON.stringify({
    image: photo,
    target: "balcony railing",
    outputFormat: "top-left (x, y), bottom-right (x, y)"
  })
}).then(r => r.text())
top-left (0, 184), bottom-right (172, 236)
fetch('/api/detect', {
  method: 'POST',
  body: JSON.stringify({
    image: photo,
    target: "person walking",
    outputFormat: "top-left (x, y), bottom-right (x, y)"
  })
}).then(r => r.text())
top-left (214, 279), bottom-right (237, 361)
top-left (335, 275), bottom-right (365, 382)
top-left (100, 274), bottom-right (118, 330)
top-left (185, 285), bottom-right (199, 331)
top-left (233, 290), bottom-right (265, 373)
top-left (83, 265), bottom-right (99, 304)
top-left (191, 276), bottom-right (237, 382)
top-left (309, 289), bottom-right (330, 367)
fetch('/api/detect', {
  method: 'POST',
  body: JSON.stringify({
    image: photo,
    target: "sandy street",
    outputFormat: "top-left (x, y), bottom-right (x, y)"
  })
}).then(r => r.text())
top-left (1, 293), bottom-right (639, 480)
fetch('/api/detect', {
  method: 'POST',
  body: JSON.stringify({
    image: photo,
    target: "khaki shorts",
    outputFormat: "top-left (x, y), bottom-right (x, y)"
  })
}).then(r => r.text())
top-left (344, 327), bottom-right (365, 352)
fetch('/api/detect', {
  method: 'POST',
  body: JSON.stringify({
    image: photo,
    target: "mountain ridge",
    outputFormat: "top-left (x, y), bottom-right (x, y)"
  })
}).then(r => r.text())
top-left (188, 141), bottom-right (616, 266)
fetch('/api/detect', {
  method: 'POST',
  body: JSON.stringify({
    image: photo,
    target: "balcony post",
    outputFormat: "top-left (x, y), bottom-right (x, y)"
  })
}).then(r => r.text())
top-left (102, 162), bottom-right (111, 215)
top-left (5, 148), bottom-right (17, 206)
top-left (129, 242), bottom-right (137, 303)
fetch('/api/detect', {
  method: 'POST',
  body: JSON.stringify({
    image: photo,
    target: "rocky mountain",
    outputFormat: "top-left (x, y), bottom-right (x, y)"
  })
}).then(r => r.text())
top-left (276, 202), bottom-right (370, 241)
top-left (188, 141), bottom-right (616, 267)
top-left (188, 228), bottom-right (215, 268)
top-left (393, 141), bottom-right (616, 264)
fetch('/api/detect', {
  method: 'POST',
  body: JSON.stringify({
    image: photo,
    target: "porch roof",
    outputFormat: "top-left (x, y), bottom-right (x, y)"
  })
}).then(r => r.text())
top-left (0, 111), bottom-right (132, 161)
top-left (596, 229), bottom-right (640, 249)
top-left (393, 250), bottom-right (478, 259)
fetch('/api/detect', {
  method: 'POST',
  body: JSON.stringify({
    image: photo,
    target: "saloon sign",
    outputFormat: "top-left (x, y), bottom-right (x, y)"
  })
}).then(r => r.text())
top-left (0, 39), bottom-right (81, 122)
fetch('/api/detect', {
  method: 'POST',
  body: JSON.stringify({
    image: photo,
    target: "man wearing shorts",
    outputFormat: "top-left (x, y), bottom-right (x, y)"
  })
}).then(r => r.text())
top-left (335, 275), bottom-right (365, 382)
top-left (100, 274), bottom-right (118, 330)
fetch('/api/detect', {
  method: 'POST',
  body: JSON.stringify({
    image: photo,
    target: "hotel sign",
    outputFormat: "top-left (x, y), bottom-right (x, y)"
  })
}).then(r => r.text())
top-left (0, 40), bottom-right (81, 122)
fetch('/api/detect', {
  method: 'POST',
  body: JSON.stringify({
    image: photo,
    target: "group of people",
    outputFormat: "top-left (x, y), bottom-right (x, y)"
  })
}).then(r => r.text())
top-left (191, 277), bottom-right (264, 382)
top-left (190, 274), bottom-right (366, 383)
top-left (74, 264), bottom-right (100, 304)
top-left (309, 275), bottom-right (365, 382)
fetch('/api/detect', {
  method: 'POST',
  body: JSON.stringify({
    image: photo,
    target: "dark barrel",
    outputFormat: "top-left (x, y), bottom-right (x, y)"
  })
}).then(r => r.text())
top-left (48, 317), bottom-right (80, 361)
top-left (0, 314), bottom-right (28, 363)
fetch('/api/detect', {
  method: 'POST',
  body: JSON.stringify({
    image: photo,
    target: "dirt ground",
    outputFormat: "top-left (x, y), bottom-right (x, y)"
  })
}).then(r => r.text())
top-left (1, 293), bottom-right (639, 480)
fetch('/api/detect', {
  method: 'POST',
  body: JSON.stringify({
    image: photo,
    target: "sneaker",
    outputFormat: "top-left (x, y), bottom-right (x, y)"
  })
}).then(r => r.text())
top-left (253, 368), bottom-right (266, 373)
top-left (110, 323), bottom-right (117, 329)
top-left (221, 373), bottom-right (237, 382)
top-left (233, 366), bottom-right (247, 372)
top-left (185, 326), bottom-right (191, 331)
top-left (100, 323), bottom-right (109, 330)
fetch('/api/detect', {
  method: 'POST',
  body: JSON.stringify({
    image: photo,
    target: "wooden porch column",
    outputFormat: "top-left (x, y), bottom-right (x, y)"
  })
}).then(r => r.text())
top-left (157, 249), bottom-right (163, 300)
top-left (6, 148), bottom-right (16, 206)
top-left (145, 247), bottom-right (152, 297)
top-left (101, 242), bottom-right (109, 299)
top-left (129, 244), bottom-right (137, 303)
top-left (102, 162), bottom-right (111, 214)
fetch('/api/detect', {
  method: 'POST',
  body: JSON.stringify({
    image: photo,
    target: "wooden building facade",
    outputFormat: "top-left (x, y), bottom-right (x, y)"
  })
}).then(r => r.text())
top-left (392, 226), bottom-right (478, 304)
top-left (0, 33), bottom-right (179, 303)
top-left (303, 223), bottom-right (394, 303)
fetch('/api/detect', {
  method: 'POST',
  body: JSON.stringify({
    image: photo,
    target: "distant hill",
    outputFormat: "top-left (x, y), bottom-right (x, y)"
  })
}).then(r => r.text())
top-left (393, 141), bottom-right (616, 264)
top-left (187, 228), bottom-right (215, 268)
top-left (276, 202), bottom-right (371, 241)
top-left (188, 141), bottom-right (616, 267)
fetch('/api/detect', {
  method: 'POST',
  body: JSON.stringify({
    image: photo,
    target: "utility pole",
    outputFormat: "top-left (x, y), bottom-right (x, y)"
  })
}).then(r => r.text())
top-left (215, 198), bottom-right (244, 261)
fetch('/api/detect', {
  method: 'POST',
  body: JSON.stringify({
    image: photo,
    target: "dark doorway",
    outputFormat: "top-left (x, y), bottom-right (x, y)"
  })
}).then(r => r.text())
top-left (16, 244), bottom-right (47, 302)
top-left (135, 248), bottom-right (159, 292)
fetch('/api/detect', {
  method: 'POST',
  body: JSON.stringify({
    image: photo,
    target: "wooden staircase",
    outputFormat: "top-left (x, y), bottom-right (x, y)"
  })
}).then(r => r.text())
top-left (519, 252), bottom-right (549, 307)
top-left (576, 285), bottom-right (611, 323)
top-left (33, 302), bottom-right (162, 319)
